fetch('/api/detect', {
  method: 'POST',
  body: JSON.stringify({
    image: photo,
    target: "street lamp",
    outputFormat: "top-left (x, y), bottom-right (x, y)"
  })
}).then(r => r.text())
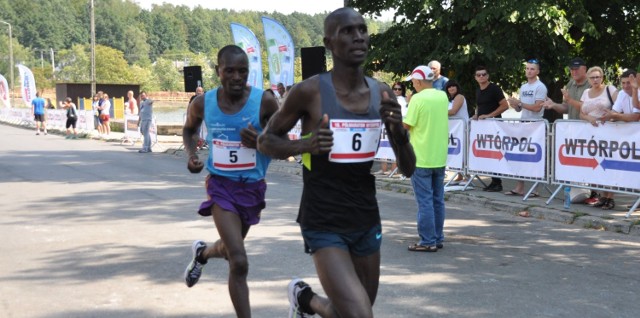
top-left (0, 20), bottom-right (14, 99)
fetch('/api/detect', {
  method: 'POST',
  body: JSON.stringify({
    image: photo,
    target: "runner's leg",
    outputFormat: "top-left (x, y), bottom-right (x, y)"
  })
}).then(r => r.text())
top-left (202, 204), bottom-right (252, 318)
top-left (309, 247), bottom-right (375, 318)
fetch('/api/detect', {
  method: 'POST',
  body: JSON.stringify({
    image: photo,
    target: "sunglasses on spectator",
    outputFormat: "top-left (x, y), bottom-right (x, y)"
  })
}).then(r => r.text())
top-left (393, 87), bottom-right (402, 90)
top-left (589, 76), bottom-right (602, 80)
top-left (527, 59), bottom-right (539, 64)
top-left (475, 73), bottom-right (488, 77)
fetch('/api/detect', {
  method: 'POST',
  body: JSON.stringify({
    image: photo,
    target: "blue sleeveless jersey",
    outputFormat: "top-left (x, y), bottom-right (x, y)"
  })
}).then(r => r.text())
top-left (204, 87), bottom-right (270, 182)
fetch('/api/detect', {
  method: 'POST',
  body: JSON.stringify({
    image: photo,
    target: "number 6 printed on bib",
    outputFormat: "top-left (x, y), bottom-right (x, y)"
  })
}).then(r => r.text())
top-left (329, 119), bottom-right (382, 163)
top-left (211, 139), bottom-right (257, 170)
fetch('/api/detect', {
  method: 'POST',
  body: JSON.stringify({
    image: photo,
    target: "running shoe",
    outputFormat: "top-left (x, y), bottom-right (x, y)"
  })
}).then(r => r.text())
top-left (184, 240), bottom-right (207, 288)
top-left (288, 278), bottom-right (314, 317)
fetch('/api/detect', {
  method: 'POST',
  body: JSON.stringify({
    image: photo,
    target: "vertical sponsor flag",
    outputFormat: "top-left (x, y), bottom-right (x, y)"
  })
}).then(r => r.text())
top-left (261, 16), bottom-right (295, 90)
top-left (230, 23), bottom-right (263, 88)
top-left (17, 64), bottom-right (36, 105)
top-left (0, 74), bottom-right (10, 108)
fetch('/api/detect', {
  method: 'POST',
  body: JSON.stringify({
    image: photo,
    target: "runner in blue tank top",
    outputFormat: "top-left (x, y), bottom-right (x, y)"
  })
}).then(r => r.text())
top-left (181, 45), bottom-right (279, 318)
top-left (258, 8), bottom-right (416, 318)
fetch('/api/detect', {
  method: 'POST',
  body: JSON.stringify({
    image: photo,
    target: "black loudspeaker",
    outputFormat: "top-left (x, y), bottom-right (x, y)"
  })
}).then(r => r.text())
top-left (183, 66), bottom-right (203, 92)
top-left (301, 47), bottom-right (327, 80)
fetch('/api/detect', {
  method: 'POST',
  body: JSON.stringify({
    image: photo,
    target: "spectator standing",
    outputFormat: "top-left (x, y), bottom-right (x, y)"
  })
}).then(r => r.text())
top-left (258, 8), bottom-right (415, 318)
top-left (445, 80), bottom-right (470, 184)
top-left (403, 65), bottom-right (449, 252)
top-left (429, 60), bottom-right (449, 91)
top-left (99, 93), bottom-right (111, 136)
top-left (505, 59), bottom-right (548, 197)
top-left (62, 97), bottom-right (78, 139)
top-left (543, 57), bottom-right (590, 119)
top-left (601, 69), bottom-right (640, 122)
top-left (126, 90), bottom-right (138, 115)
top-left (574, 66), bottom-right (618, 209)
top-left (189, 86), bottom-right (204, 106)
top-left (138, 91), bottom-right (154, 153)
top-left (181, 45), bottom-right (279, 317)
top-left (46, 98), bottom-right (55, 109)
top-left (473, 66), bottom-right (509, 192)
top-left (93, 91), bottom-right (104, 135)
top-left (32, 91), bottom-right (47, 135)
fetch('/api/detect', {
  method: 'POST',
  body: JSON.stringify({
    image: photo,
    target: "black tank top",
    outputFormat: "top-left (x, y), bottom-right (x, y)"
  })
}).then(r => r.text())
top-left (298, 72), bottom-right (381, 233)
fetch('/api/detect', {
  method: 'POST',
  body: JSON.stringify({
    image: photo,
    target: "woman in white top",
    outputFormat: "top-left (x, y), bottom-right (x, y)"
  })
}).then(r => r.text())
top-left (445, 80), bottom-right (470, 184)
top-left (563, 66), bottom-right (618, 210)
top-left (445, 80), bottom-right (469, 120)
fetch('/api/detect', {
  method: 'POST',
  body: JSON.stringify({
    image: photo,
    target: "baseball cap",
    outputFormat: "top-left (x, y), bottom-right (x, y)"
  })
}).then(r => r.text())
top-left (405, 65), bottom-right (435, 81)
top-left (568, 57), bottom-right (586, 68)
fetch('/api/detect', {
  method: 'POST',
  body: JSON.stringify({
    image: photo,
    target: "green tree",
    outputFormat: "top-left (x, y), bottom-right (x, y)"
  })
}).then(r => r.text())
top-left (153, 57), bottom-right (181, 91)
top-left (55, 44), bottom-right (90, 83)
top-left (353, 0), bottom-right (640, 108)
top-left (95, 45), bottom-right (134, 84)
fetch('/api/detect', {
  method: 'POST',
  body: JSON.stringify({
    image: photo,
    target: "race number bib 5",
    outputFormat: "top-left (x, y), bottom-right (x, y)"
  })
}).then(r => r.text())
top-left (211, 139), bottom-right (256, 171)
top-left (329, 119), bottom-right (382, 163)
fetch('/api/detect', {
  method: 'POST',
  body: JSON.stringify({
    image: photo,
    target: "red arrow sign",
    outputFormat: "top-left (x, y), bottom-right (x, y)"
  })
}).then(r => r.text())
top-left (558, 145), bottom-right (598, 169)
top-left (472, 140), bottom-right (504, 160)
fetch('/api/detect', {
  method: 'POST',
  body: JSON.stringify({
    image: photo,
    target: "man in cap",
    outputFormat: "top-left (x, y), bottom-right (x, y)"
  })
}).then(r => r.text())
top-left (542, 57), bottom-right (590, 119)
top-left (403, 65), bottom-right (449, 252)
top-left (428, 60), bottom-right (449, 91)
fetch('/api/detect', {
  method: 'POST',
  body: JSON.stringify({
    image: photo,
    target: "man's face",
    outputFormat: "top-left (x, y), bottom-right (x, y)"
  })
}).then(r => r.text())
top-left (324, 11), bottom-right (369, 65)
top-left (621, 77), bottom-right (633, 96)
top-left (277, 84), bottom-right (285, 96)
top-left (475, 70), bottom-right (489, 85)
top-left (195, 87), bottom-right (204, 95)
top-left (140, 92), bottom-right (147, 100)
top-left (218, 53), bottom-right (249, 97)
top-left (570, 65), bottom-right (587, 82)
top-left (525, 63), bottom-right (539, 79)
top-left (430, 65), bottom-right (440, 77)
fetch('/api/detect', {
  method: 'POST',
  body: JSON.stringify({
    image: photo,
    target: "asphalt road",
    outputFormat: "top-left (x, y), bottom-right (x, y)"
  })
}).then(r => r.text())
top-left (1, 123), bottom-right (640, 318)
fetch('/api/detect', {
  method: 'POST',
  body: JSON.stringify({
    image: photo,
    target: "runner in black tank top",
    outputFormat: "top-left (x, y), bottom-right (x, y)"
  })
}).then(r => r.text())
top-left (258, 8), bottom-right (415, 318)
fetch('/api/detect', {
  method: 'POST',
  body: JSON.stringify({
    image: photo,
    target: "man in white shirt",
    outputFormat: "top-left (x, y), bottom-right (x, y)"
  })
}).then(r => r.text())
top-left (601, 69), bottom-right (640, 122)
top-left (506, 59), bottom-right (548, 197)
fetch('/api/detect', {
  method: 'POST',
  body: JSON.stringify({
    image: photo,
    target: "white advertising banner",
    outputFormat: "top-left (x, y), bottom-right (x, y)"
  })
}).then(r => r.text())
top-left (0, 74), bottom-right (10, 108)
top-left (554, 120), bottom-right (640, 189)
top-left (17, 64), bottom-right (36, 106)
top-left (468, 119), bottom-right (547, 179)
top-left (447, 118), bottom-right (465, 170)
top-left (261, 17), bottom-right (295, 90)
top-left (375, 126), bottom-right (395, 161)
top-left (0, 108), bottom-right (94, 131)
top-left (124, 115), bottom-right (141, 140)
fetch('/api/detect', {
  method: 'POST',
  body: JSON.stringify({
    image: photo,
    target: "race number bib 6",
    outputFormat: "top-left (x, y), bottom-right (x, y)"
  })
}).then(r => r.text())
top-left (211, 139), bottom-right (256, 171)
top-left (329, 119), bottom-right (382, 163)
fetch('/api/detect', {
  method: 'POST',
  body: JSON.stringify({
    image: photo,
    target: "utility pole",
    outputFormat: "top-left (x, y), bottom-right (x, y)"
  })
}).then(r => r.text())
top-left (50, 48), bottom-right (55, 80)
top-left (0, 20), bottom-right (14, 99)
top-left (90, 0), bottom-right (96, 97)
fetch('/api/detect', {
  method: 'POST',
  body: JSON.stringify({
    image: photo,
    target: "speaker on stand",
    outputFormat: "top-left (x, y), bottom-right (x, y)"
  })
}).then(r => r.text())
top-left (301, 47), bottom-right (327, 80)
top-left (183, 66), bottom-right (203, 92)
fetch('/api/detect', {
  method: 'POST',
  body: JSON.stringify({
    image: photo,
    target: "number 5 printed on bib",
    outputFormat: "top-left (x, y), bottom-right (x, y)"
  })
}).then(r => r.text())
top-left (212, 139), bottom-right (256, 170)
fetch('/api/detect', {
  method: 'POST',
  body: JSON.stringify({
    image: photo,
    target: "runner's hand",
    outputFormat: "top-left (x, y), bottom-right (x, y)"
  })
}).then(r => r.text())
top-left (187, 155), bottom-right (204, 173)
top-left (308, 114), bottom-right (333, 155)
top-left (240, 123), bottom-right (258, 149)
top-left (379, 91), bottom-right (402, 132)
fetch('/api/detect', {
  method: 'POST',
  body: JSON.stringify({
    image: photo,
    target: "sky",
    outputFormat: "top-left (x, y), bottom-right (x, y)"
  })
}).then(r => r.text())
top-left (134, 0), bottom-right (346, 15)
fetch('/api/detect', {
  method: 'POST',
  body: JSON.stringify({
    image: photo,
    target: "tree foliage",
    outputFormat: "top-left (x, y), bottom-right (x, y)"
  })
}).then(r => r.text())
top-left (353, 0), bottom-right (640, 108)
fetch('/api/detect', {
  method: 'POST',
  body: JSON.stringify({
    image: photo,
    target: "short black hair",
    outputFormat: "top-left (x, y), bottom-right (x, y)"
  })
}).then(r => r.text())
top-left (475, 65), bottom-right (488, 73)
top-left (324, 7), bottom-right (358, 36)
top-left (621, 69), bottom-right (637, 78)
top-left (217, 45), bottom-right (246, 64)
